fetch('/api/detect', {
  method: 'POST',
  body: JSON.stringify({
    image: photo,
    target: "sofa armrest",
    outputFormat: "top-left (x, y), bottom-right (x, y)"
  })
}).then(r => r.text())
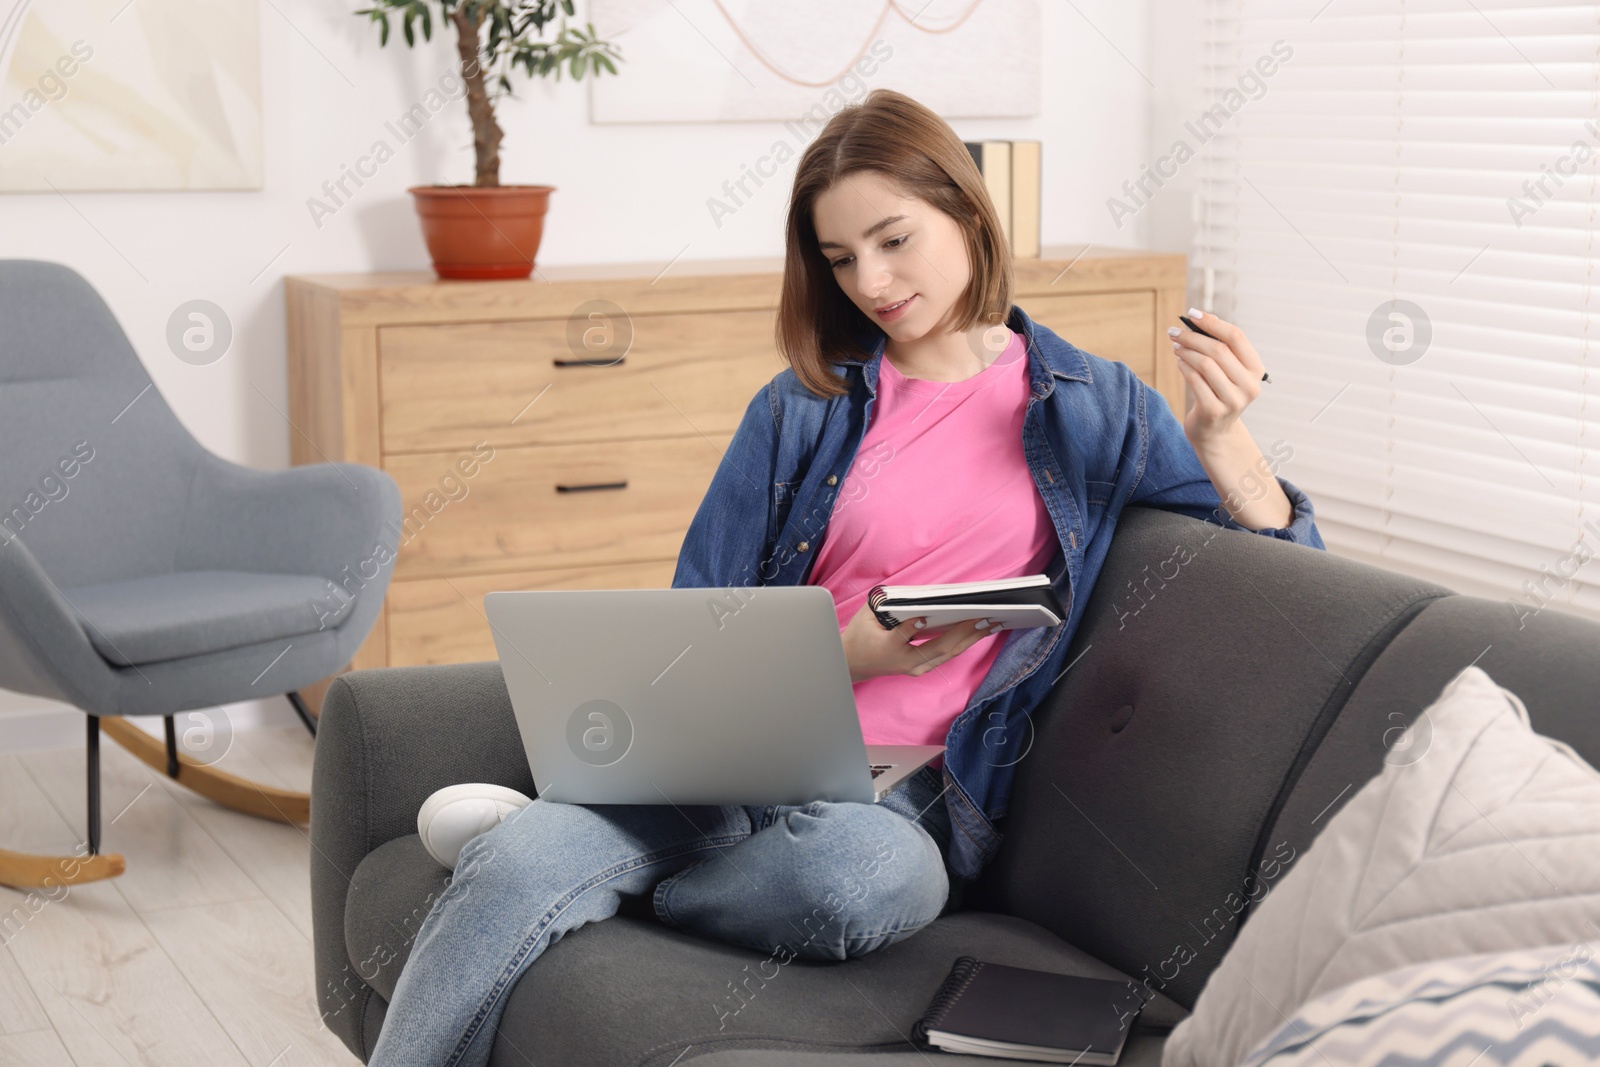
top-left (310, 659), bottom-right (536, 1054)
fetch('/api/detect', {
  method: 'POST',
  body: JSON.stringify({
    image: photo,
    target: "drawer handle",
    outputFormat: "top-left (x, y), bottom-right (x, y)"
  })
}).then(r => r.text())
top-left (552, 356), bottom-right (627, 367)
top-left (555, 479), bottom-right (629, 493)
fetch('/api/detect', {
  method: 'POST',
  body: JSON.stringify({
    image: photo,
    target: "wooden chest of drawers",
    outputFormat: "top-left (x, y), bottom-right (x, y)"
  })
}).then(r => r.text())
top-left (285, 247), bottom-right (1186, 671)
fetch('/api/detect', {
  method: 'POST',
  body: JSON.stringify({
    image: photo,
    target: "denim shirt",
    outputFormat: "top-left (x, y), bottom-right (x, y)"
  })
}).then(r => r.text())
top-left (671, 303), bottom-right (1325, 883)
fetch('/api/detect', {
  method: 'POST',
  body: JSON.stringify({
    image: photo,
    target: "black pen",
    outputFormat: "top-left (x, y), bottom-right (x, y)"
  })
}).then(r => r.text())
top-left (1180, 313), bottom-right (1272, 384)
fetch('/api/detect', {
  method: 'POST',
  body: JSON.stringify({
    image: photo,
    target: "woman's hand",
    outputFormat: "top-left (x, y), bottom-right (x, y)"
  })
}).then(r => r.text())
top-left (1169, 309), bottom-right (1266, 449)
top-left (840, 601), bottom-right (997, 683)
top-left (1170, 308), bottom-right (1297, 531)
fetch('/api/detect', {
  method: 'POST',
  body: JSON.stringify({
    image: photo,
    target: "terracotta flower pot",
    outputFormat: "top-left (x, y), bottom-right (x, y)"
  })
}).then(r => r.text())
top-left (408, 185), bottom-right (555, 280)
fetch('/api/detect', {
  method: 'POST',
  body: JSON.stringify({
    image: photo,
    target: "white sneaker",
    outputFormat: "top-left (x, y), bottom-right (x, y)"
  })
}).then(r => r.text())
top-left (417, 783), bottom-right (534, 870)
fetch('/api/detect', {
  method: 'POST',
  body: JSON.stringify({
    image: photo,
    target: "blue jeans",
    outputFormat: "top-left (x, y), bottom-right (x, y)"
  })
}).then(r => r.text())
top-left (367, 764), bottom-right (955, 1067)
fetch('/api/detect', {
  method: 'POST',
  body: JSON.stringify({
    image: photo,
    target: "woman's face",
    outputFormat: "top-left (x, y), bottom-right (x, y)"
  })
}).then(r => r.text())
top-left (812, 169), bottom-right (973, 344)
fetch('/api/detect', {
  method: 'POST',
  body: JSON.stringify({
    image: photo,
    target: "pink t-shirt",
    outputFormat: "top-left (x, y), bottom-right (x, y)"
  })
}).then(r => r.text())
top-left (807, 327), bottom-right (1061, 768)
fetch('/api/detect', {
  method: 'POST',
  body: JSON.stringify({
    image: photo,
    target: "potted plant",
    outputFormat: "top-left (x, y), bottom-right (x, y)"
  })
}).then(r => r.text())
top-left (357, 0), bottom-right (623, 279)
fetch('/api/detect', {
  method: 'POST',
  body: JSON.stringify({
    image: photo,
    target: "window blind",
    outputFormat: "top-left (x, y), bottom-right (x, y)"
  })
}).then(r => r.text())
top-left (1193, 0), bottom-right (1600, 625)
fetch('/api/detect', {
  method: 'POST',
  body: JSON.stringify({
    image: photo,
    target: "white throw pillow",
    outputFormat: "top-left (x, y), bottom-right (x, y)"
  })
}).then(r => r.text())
top-left (1161, 665), bottom-right (1600, 1067)
top-left (1237, 938), bottom-right (1600, 1067)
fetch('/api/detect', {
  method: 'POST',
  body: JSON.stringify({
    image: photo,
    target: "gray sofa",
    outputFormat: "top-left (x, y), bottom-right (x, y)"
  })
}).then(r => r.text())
top-left (311, 505), bottom-right (1600, 1066)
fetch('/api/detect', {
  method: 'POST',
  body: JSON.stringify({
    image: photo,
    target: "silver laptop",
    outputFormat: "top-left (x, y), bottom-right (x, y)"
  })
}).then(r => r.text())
top-left (483, 586), bottom-right (944, 806)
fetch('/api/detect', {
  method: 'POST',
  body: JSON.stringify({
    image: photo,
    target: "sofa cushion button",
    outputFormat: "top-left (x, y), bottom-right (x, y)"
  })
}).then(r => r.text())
top-left (1110, 704), bottom-right (1134, 732)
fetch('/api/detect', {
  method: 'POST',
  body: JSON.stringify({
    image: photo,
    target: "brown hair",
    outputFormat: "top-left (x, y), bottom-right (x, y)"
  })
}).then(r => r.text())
top-left (775, 88), bottom-right (1014, 399)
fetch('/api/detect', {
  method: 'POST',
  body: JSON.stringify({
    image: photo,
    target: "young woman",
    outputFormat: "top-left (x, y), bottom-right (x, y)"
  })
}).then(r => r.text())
top-left (370, 88), bottom-right (1324, 1067)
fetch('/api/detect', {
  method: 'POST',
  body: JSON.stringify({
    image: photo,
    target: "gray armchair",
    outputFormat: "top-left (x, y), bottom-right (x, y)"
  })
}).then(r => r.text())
top-left (0, 259), bottom-right (400, 889)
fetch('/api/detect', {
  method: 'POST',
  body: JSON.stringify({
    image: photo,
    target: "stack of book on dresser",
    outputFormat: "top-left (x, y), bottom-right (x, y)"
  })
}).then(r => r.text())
top-left (964, 140), bottom-right (1042, 257)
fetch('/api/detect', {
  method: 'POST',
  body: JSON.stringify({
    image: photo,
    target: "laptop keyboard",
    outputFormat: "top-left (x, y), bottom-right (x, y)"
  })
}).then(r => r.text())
top-left (869, 764), bottom-right (893, 779)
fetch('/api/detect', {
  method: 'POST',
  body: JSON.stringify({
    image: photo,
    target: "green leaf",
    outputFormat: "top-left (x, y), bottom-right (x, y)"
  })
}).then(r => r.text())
top-left (364, 0), bottom-right (626, 88)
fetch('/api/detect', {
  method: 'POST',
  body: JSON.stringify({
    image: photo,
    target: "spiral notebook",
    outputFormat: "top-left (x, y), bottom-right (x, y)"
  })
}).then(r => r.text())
top-left (912, 957), bottom-right (1143, 1064)
top-left (867, 574), bottom-right (1065, 632)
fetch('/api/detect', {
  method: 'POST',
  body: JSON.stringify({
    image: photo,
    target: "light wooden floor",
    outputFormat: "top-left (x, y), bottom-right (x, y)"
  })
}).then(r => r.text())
top-left (0, 724), bottom-right (358, 1067)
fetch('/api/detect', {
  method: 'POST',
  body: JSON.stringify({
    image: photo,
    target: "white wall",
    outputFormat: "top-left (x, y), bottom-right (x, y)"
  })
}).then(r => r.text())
top-left (1143, 0), bottom-right (1203, 258)
top-left (0, 0), bottom-right (1156, 750)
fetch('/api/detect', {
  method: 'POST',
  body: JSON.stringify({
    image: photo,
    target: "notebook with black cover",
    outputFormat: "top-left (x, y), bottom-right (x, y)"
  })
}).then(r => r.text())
top-left (867, 573), bottom-right (1065, 632)
top-left (911, 957), bottom-right (1145, 1064)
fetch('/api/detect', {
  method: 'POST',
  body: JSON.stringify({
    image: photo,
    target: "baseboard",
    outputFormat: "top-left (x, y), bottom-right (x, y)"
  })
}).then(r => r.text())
top-left (0, 697), bottom-right (299, 754)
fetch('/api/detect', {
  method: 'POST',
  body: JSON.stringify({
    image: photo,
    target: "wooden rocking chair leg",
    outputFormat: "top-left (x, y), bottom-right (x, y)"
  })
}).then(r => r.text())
top-left (99, 716), bottom-right (310, 825)
top-left (286, 691), bottom-right (317, 738)
top-left (0, 717), bottom-right (126, 890)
